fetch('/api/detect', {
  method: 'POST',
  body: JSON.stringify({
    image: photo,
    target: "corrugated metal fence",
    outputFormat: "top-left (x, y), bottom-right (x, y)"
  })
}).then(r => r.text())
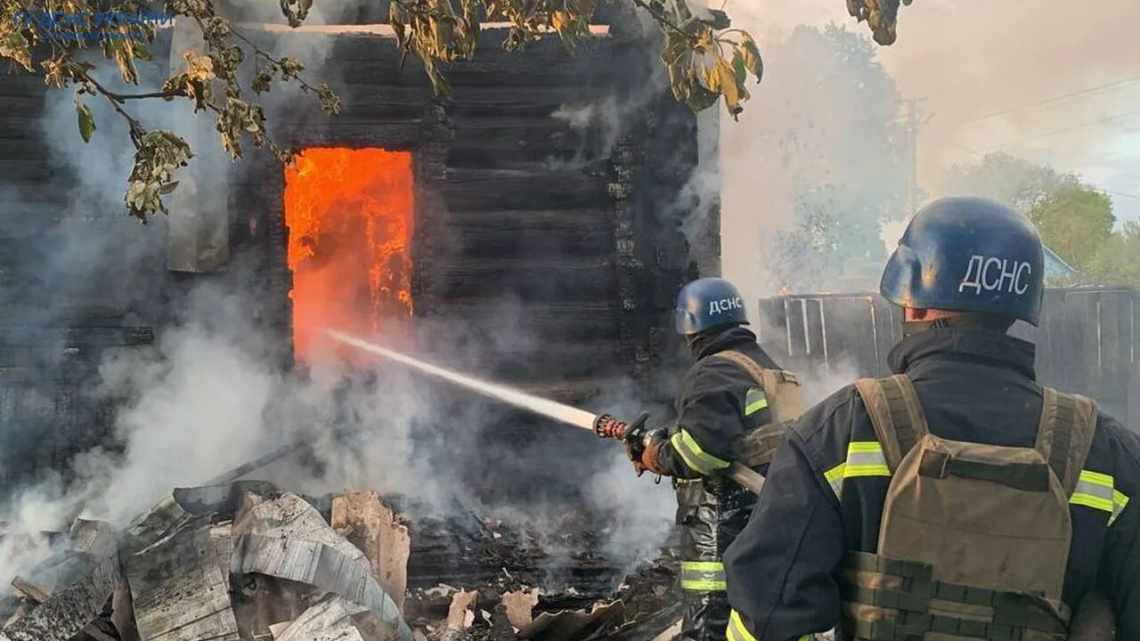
top-left (757, 288), bottom-right (1140, 425)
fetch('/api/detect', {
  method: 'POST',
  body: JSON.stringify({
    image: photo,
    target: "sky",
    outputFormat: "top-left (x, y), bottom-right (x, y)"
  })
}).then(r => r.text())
top-left (723, 0), bottom-right (1140, 222)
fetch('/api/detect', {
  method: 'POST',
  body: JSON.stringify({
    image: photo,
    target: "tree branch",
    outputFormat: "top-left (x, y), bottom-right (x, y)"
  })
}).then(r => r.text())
top-left (628, 0), bottom-right (694, 43)
top-left (226, 25), bottom-right (323, 95)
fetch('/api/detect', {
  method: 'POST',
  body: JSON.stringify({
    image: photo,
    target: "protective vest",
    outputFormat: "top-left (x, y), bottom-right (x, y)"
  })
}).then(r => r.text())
top-left (711, 350), bottom-right (807, 468)
top-left (841, 374), bottom-right (1098, 641)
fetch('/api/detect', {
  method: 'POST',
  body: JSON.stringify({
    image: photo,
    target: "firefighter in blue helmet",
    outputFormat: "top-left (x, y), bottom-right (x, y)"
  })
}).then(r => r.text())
top-left (723, 197), bottom-right (1140, 641)
top-left (626, 277), bottom-right (806, 641)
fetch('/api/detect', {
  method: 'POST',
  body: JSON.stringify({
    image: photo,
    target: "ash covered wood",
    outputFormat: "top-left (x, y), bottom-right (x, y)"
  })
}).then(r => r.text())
top-left (331, 491), bottom-right (411, 612)
top-left (231, 492), bottom-right (412, 641)
top-left (3, 519), bottom-right (120, 641)
top-left (125, 516), bottom-right (239, 641)
top-left (0, 482), bottom-right (680, 641)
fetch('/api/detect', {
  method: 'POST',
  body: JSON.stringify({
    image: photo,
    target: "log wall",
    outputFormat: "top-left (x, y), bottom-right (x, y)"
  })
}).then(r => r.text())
top-left (230, 25), bottom-right (701, 398)
top-left (0, 21), bottom-right (708, 492)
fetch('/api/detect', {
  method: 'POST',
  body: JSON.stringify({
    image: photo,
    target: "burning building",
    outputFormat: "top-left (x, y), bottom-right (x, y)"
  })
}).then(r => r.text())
top-left (0, 6), bottom-right (717, 490)
top-left (0, 5), bottom-right (714, 640)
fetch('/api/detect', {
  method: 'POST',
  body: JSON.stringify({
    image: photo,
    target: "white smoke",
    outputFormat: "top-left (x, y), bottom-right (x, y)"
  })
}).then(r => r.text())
top-left (879, 217), bottom-right (909, 256)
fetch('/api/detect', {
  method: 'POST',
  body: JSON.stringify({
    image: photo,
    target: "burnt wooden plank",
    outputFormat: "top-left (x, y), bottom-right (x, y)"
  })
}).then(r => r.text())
top-left (0, 327), bottom-right (154, 348)
top-left (0, 73), bottom-right (49, 98)
top-left (330, 491), bottom-right (410, 612)
top-left (445, 85), bottom-right (587, 118)
top-left (0, 115), bottom-right (47, 140)
top-left (268, 82), bottom-right (430, 122)
top-left (125, 517), bottom-right (240, 641)
top-left (0, 158), bottom-right (61, 182)
top-left (321, 83), bottom-right (433, 112)
top-left (0, 94), bottom-right (45, 117)
top-left (434, 256), bottom-right (615, 302)
top-left (444, 208), bottom-right (610, 231)
top-left (5, 520), bottom-right (120, 641)
top-left (232, 492), bottom-right (412, 641)
top-left (0, 140), bottom-right (56, 163)
top-left (452, 224), bottom-right (612, 259)
top-left (277, 120), bottom-right (422, 149)
top-left (446, 148), bottom-right (595, 168)
top-left (448, 116), bottom-right (587, 155)
top-left (436, 301), bottom-right (620, 341)
top-left (440, 168), bottom-right (608, 211)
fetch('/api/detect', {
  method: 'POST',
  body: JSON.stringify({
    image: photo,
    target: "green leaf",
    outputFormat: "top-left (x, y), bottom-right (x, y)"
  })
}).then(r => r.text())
top-left (158, 181), bottom-right (179, 195)
top-left (731, 49), bottom-right (746, 85)
top-left (738, 33), bottom-right (763, 84)
top-left (76, 101), bottom-right (95, 143)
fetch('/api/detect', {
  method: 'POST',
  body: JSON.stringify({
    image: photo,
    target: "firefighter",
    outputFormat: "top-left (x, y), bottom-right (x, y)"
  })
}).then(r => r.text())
top-left (722, 197), bottom-right (1140, 641)
top-left (627, 276), bottom-right (805, 641)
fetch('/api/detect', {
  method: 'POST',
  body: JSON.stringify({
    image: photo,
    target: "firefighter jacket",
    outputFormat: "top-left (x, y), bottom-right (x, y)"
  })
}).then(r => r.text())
top-left (656, 325), bottom-right (785, 480)
top-left (722, 327), bottom-right (1140, 641)
top-left (655, 326), bottom-right (793, 641)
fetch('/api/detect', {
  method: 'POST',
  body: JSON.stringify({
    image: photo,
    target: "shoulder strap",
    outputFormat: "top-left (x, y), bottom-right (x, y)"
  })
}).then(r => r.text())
top-left (1034, 387), bottom-right (1098, 497)
top-left (711, 350), bottom-right (769, 389)
top-left (853, 375), bottom-right (930, 472)
top-left (713, 350), bottom-right (805, 427)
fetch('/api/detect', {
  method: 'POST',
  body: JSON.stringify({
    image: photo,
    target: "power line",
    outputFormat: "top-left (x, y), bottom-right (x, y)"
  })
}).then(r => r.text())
top-left (958, 108), bottom-right (1140, 157)
top-left (961, 74), bottom-right (1140, 125)
top-left (1106, 190), bottom-right (1140, 200)
top-left (945, 146), bottom-right (1140, 202)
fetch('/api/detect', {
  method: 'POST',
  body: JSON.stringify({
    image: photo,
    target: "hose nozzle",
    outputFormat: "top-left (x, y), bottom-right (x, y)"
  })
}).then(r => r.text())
top-left (593, 413), bottom-right (627, 439)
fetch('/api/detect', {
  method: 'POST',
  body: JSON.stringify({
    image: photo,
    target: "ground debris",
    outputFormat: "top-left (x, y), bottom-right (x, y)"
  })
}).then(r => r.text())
top-left (0, 483), bottom-right (680, 641)
top-left (126, 514), bottom-right (239, 641)
top-left (3, 519), bottom-right (120, 641)
top-left (331, 491), bottom-right (411, 612)
top-left (232, 491), bottom-right (411, 641)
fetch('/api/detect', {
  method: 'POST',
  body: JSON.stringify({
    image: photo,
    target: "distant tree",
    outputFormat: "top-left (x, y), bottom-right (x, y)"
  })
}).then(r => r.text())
top-left (1083, 222), bottom-right (1140, 289)
top-left (944, 152), bottom-right (1067, 213)
top-left (1027, 181), bottom-right (1114, 270)
top-left (767, 24), bottom-right (909, 292)
top-left (944, 153), bottom-right (1115, 272)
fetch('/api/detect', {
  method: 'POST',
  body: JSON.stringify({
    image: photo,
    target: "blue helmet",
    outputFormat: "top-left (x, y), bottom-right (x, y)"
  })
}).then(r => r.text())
top-left (674, 277), bottom-right (749, 335)
top-left (881, 196), bottom-right (1045, 326)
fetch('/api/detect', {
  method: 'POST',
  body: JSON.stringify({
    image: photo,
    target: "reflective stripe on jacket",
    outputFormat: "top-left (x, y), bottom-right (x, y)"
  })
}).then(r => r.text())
top-left (723, 328), bottom-right (1140, 641)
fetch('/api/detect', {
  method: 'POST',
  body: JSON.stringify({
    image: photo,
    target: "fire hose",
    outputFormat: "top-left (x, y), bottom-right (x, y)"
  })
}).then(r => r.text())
top-left (207, 331), bottom-right (763, 493)
top-left (319, 331), bottom-right (765, 494)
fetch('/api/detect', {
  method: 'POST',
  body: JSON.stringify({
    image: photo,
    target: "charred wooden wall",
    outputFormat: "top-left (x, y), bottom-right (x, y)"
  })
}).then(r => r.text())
top-left (0, 21), bottom-right (710, 493)
top-left (0, 66), bottom-right (167, 489)
top-left (229, 24), bottom-right (703, 401)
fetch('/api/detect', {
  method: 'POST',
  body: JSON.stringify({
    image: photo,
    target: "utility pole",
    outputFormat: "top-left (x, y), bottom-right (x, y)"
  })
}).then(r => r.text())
top-left (902, 98), bottom-right (932, 213)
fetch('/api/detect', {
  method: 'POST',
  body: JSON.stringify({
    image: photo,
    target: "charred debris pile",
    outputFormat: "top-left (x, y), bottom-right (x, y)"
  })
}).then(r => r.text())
top-left (0, 482), bottom-right (680, 641)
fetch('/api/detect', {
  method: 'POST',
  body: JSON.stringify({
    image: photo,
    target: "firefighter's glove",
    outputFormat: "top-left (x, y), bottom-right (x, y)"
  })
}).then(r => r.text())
top-left (629, 429), bottom-right (670, 477)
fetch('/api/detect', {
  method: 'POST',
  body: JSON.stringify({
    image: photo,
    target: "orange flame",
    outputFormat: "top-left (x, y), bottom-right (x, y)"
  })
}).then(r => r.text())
top-left (284, 148), bottom-right (414, 364)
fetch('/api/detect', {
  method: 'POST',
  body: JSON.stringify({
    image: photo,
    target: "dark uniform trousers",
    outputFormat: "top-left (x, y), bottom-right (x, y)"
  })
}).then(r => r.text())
top-left (659, 327), bottom-right (786, 641)
top-left (676, 476), bottom-right (757, 641)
